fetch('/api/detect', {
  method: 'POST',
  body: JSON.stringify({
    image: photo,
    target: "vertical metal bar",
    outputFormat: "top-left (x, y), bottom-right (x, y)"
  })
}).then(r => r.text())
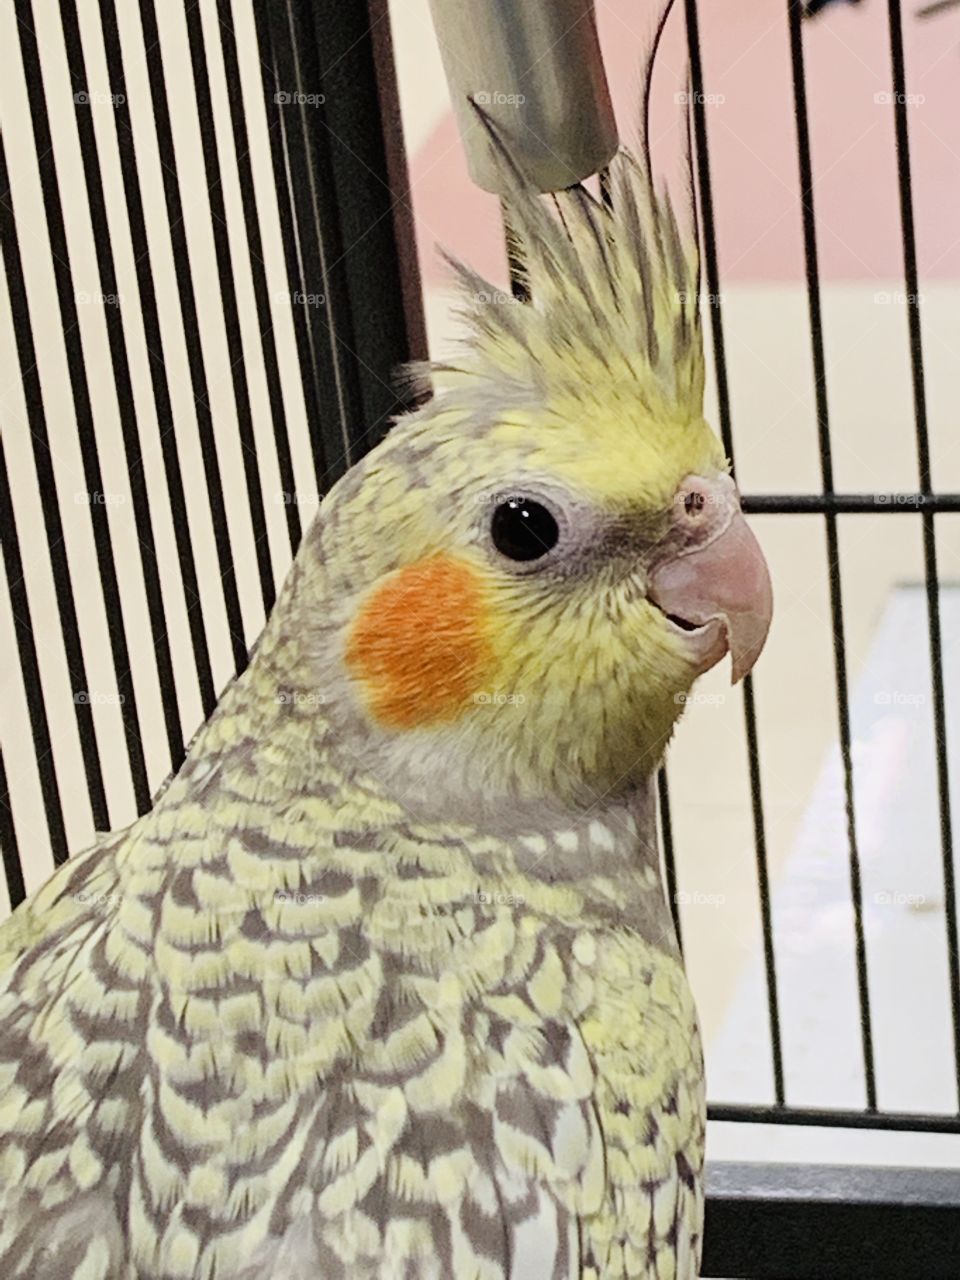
top-left (15, 0), bottom-right (151, 815)
top-left (658, 767), bottom-right (683, 953)
top-left (182, 0), bottom-right (277, 615)
top-left (0, 134), bottom-right (110, 835)
top-left (685, 0), bottom-right (785, 1105)
top-left (683, 0), bottom-right (732, 463)
top-left (367, 0), bottom-right (430, 383)
top-left (251, 4), bottom-right (329, 490)
top-left (259, 0), bottom-right (365, 485)
top-left (786, 0), bottom-right (876, 1109)
top-left (59, 0), bottom-right (185, 777)
top-left (137, 0), bottom-right (249, 676)
top-left (256, 0), bottom-right (429, 491)
top-left (97, 0), bottom-right (218, 719)
top-left (0, 430), bottom-right (69, 874)
top-left (216, 0), bottom-right (302, 554)
top-left (312, 0), bottom-right (428, 433)
top-left (886, 0), bottom-right (960, 1103)
top-left (0, 746), bottom-right (26, 910)
top-left (742, 673), bottom-right (783, 1091)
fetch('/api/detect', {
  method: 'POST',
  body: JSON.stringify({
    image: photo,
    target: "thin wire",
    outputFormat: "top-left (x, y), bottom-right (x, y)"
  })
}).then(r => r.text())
top-left (787, 0), bottom-right (876, 1112)
top-left (685, 0), bottom-right (784, 1106)
top-left (886, 0), bottom-right (960, 1106)
top-left (658, 767), bottom-right (683, 953)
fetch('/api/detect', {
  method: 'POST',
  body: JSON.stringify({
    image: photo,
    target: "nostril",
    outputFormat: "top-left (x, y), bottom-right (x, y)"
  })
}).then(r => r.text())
top-left (684, 490), bottom-right (707, 517)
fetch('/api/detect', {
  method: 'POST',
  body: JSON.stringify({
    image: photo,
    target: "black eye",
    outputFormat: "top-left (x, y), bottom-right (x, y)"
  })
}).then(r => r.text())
top-left (490, 497), bottom-right (560, 562)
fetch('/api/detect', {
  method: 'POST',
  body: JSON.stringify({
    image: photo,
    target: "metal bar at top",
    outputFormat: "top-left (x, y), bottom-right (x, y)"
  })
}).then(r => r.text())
top-left (786, 0), bottom-right (876, 1111)
top-left (886, 0), bottom-right (960, 1109)
top-left (685, 0), bottom-right (784, 1108)
top-left (427, 0), bottom-right (618, 195)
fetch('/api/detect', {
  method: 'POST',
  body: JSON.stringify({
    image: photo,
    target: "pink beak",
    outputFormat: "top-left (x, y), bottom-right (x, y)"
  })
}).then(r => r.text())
top-left (649, 478), bottom-right (773, 683)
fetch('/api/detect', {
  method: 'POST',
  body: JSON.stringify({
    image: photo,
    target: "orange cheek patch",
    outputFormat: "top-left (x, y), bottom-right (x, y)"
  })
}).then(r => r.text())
top-left (346, 554), bottom-right (493, 729)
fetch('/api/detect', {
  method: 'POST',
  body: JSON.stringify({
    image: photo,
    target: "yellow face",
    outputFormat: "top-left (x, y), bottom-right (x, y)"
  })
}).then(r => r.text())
top-left (331, 397), bottom-right (738, 808)
top-left (307, 149), bottom-right (775, 812)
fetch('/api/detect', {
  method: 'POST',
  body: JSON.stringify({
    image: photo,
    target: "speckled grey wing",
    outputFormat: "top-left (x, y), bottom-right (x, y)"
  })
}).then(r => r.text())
top-left (227, 1014), bottom-right (602, 1279)
top-left (0, 832), bottom-right (140, 1279)
top-left (0, 1193), bottom-right (126, 1280)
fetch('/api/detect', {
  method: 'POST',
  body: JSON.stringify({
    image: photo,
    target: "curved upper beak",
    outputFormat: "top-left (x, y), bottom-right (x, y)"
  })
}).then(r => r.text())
top-left (649, 500), bottom-right (773, 684)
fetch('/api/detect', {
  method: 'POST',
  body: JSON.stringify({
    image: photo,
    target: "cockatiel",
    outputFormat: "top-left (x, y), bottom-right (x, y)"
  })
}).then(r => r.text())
top-left (0, 131), bottom-right (771, 1278)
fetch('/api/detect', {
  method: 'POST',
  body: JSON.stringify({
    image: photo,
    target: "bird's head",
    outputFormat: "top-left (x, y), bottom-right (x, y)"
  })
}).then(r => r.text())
top-left (267, 151), bottom-right (771, 817)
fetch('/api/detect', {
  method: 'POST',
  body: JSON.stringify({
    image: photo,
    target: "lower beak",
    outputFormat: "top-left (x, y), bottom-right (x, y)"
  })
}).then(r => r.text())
top-left (649, 508), bottom-right (773, 683)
